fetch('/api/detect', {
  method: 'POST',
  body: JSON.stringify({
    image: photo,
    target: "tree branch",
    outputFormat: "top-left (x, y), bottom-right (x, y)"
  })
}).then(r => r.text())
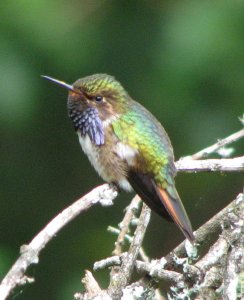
top-left (0, 125), bottom-right (243, 299)
top-left (108, 203), bottom-right (151, 299)
top-left (93, 191), bottom-right (243, 298)
top-left (0, 184), bottom-right (118, 300)
top-left (188, 128), bottom-right (244, 160)
top-left (164, 191), bottom-right (244, 269)
top-left (112, 195), bottom-right (141, 256)
top-left (176, 156), bottom-right (244, 172)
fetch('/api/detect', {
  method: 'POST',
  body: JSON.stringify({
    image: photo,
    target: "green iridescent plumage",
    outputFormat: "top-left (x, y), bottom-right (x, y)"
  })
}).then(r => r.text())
top-left (112, 101), bottom-right (174, 188)
top-left (43, 73), bottom-right (194, 242)
top-left (74, 74), bottom-right (128, 100)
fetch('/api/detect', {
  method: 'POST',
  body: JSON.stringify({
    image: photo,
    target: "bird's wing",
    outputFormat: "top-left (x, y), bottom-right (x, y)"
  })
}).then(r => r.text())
top-left (112, 101), bottom-right (194, 242)
top-left (128, 169), bottom-right (173, 221)
top-left (128, 169), bottom-right (194, 242)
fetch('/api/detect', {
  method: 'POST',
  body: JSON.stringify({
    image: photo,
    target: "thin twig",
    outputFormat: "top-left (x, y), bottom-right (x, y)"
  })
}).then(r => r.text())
top-left (108, 226), bottom-right (150, 263)
top-left (0, 184), bottom-right (118, 300)
top-left (135, 260), bottom-right (183, 284)
top-left (108, 226), bottom-right (133, 242)
top-left (112, 195), bottom-right (141, 256)
top-left (74, 270), bottom-right (109, 300)
top-left (81, 270), bottom-right (102, 296)
top-left (108, 203), bottom-right (151, 299)
top-left (94, 255), bottom-right (183, 284)
top-left (188, 128), bottom-right (244, 160)
top-left (94, 254), bottom-right (125, 271)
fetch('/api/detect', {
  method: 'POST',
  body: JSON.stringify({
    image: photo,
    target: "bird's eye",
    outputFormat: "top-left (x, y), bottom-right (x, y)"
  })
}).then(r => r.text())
top-left (95, 95), bottom-right (103, 102)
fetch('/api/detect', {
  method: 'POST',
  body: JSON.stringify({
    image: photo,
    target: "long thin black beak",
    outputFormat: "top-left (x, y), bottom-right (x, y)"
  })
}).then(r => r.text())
top-left (41, 75), bottom-right (76, 93)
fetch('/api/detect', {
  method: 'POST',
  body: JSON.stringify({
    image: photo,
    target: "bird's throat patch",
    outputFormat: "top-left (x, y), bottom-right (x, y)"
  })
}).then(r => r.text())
top-left (68, 107), bottom-right (104, 145)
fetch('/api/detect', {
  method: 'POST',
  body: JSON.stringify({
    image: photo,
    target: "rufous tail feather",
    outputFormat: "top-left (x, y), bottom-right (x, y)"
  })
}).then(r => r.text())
top-left (154, 185), bottom-right (194, 243)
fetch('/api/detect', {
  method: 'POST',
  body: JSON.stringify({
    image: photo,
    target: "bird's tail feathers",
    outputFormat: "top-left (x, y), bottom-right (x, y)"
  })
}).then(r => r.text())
top-left (154, 184), bottom-right (195, 243)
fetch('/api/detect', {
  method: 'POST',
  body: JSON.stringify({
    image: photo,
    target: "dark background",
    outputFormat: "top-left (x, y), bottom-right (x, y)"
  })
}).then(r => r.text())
top-left (1, 1), bottom-right (243, 299)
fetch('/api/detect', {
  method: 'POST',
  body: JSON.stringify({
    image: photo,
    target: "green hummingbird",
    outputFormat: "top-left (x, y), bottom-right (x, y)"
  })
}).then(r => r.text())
top-left (43, 74), bottom-right (194, 242)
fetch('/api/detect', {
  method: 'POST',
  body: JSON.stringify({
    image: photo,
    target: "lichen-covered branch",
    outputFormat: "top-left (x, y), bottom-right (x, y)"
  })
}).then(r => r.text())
top-left (164, 190), bottom-right (244, 269)
top-left (0, 184), bottom-right (118, 300)
top-left (108, 203), bottom-right (151, 299)
top-left (93, 192), bottom-right (243, 299)
top-left (176, 156), bottom-right (244, 172)
top-left (0, 125), bottom-right (243, 300)
top-left (112, 195), bottom-right (141, 256)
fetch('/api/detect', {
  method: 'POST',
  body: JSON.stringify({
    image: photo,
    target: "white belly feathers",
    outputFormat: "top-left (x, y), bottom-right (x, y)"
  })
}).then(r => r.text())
top-left (77, 131), bottom-right (136, 192)
top-left (78, 132), bottom-right (105, 179)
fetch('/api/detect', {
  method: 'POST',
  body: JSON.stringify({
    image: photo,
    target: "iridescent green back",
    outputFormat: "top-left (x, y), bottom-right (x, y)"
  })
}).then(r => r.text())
top-left (112, 100), bottom-right (176, 188)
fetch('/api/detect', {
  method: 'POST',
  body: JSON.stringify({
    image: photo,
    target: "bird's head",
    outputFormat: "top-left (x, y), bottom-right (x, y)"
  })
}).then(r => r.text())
top-left (42, 74), bottom-right (130, 121)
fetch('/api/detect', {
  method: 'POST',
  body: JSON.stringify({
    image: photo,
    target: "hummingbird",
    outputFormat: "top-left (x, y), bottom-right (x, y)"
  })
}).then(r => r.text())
top-left (43, 74), bottom-right (194, 242)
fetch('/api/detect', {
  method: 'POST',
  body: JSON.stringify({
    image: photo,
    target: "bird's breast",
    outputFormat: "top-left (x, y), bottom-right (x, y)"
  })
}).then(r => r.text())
top-left (114, 141), bottom-right (139, 166)
top-left (77, 132), bottom-right (105, 179)
top-left (77, 131), bottom-right (136, 192)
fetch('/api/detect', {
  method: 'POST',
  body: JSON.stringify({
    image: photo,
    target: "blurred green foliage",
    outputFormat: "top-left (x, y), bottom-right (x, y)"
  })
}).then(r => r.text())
top-left (0, 1), bottom-right (243, 299)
